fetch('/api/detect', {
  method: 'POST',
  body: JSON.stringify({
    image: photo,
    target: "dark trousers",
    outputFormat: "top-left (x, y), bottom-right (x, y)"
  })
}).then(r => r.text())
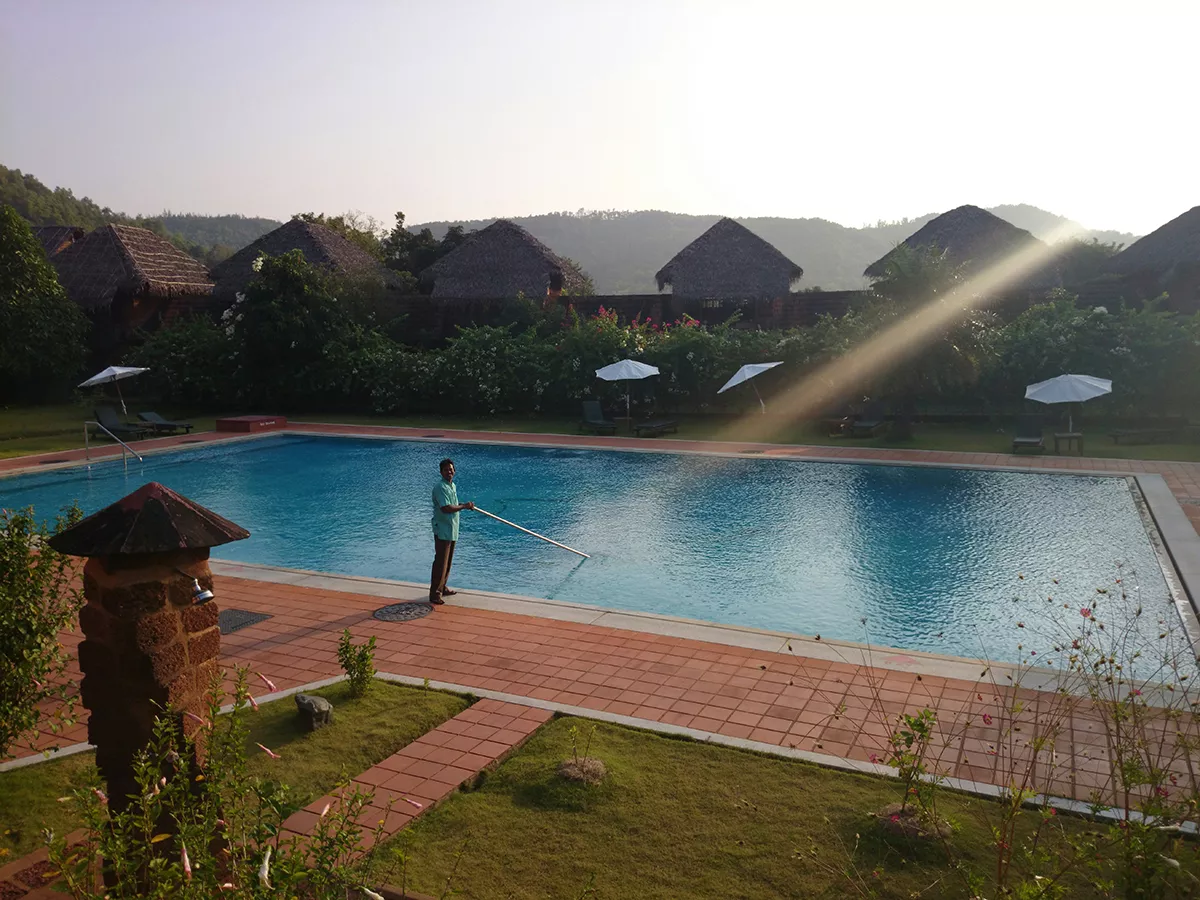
top-left (430, 537), bottom-right (456, 600)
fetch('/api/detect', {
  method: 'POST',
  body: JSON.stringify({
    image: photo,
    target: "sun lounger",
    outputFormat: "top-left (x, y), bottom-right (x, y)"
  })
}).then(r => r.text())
top-left (138, 411), bottom-right (194, 434)
top-left (1108, 418), bottom-right (1186, 445)
top-left (634, 419), bottom-right (678, 438)
top-left (580, 400), bottom-right (617, 435)
top-left (94, 406), bottom-right (149, 440)
top-left (1012, 415), bottom-right (1044, 453)
top-left (849, 403), bottom-right (889, 438)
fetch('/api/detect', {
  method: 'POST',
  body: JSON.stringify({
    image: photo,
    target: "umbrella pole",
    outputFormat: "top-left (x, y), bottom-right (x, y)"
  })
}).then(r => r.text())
top-left (116, 379), bottom-right (127, 415)
top-left (752, 381), bottom-right (765, 414)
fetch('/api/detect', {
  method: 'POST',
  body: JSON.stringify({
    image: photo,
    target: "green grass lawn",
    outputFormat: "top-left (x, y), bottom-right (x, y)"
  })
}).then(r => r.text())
top-left (0, 681), bottom-right (467, 859)
top-left (3, 403), bottom-right (1199, 462)
top-left (383, 717), bottom-right (1199, 900)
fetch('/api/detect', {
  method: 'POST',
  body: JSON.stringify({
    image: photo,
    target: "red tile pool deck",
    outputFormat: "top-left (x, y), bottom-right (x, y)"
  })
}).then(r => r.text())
top-left (5, 423), bottom-right (1200, 810)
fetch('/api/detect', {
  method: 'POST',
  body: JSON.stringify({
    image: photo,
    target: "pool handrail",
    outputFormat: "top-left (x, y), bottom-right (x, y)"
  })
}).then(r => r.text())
top-left (84, 420), bottom-right (143, 470)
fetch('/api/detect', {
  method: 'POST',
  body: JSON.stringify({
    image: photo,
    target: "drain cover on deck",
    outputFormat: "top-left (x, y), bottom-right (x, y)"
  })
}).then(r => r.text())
top-left (38, 458), bottom-right (70, 464)
top-left (218, 609), bottom-right (273, 634)
top-left (422, 434), bottom-right (445, 438)
top-left (180, 439), bottom-right (206, 444)
top-left (373, 602), bottom-right (434, 623)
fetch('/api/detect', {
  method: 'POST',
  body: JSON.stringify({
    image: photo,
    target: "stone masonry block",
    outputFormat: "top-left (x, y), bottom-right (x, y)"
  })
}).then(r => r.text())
top-left (100, 578), bottom-right (169, 618)
top-left (166, 668), bottom-right (199, 707)
top-left (150, 641), bottom-right (187, 685)
top-left (78, 602), bottom-right (113, 643)
top-left (186, 628), bottom-right (220, 666)
top-left (181, 601), bottom-right (219, 634)
top-left (77, 640), bottom-right (117, 678)
top-left (135, 609), bottom-right (181, 653)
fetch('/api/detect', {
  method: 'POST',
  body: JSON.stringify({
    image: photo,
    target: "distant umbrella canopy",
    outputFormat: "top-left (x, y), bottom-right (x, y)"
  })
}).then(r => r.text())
top-left (48, 482), bottom-right (250, 557)
top-left (595, 360), bottom-right (660, 381)
top-left (717, 361), bottom-right (783, 394)
top-left (1024, 374), bottom-right (1113, 405)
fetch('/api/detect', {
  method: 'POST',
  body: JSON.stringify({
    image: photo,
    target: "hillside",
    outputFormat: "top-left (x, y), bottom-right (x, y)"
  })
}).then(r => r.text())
top-left (415, 209), bottom-right (1139, 293)
top-left (0, 164), bottom-right (281, 265)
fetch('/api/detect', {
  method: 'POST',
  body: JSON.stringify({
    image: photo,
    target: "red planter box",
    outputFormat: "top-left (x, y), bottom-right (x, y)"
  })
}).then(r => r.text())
top-left (215, 415), bottom-right (288, 433)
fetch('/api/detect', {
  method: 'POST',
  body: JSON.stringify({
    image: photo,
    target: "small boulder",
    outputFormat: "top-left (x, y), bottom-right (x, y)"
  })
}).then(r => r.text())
top-left (295, 693), bottom-right (334, 731)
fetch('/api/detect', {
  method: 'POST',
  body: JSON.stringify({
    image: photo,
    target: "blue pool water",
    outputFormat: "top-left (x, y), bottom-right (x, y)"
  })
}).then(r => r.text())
top-left (0, 434), bottom-right (1178, 664)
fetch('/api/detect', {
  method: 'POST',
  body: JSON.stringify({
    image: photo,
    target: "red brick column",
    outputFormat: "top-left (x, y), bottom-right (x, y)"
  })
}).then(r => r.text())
top-left (77, 548), bottom-right (220, 810)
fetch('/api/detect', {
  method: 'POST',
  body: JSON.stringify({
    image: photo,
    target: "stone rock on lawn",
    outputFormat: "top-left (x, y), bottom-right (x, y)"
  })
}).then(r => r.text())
top-left (295, 693), bottom-right (334, 731)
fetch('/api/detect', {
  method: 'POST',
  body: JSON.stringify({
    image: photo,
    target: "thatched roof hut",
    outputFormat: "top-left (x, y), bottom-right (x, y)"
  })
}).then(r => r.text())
top-left (1108, 206), bottom-right (1200, 276)
top-left (210, 218), bottom-right (402, 300)
top-left (51, 224), bottom-right (213, 312)
top-left (420, 219), bottom-right (588, 298)
top-left (864, 205), bottom-right (1049, 281)
top-left (32, 225), bottom-right (84, 258)
top-left (655, 217), bottom-right (803, 299)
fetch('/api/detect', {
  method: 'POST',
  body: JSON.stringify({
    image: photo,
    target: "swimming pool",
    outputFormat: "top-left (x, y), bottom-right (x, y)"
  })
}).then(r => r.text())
top-left (0, 434), bottom-right (1182, 665)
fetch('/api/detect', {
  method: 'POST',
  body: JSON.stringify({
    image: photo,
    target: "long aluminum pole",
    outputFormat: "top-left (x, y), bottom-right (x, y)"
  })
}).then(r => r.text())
top-left (473, 507), bottom-right (590, 558)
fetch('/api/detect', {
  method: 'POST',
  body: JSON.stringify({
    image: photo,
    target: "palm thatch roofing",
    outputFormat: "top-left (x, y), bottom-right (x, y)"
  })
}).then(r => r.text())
top-left (1108, 206), bottom-right (1200, 276)
top-left (864, 205), bottom-right (1048, 280)
top-left (420, 219), bottom-right (587, 298)
top-left (655, 217), bottom-right (803, 298)
top-left (32, 225), bottom-right (84, 258)
top-left (51, 224), bottom-right (213, 311)
top-left (209, 218), bottom-right (403, 297)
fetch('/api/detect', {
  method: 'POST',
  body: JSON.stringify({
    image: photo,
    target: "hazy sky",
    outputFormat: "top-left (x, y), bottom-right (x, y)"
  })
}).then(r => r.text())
top-left (3, 0), bottom-right (1197, 234)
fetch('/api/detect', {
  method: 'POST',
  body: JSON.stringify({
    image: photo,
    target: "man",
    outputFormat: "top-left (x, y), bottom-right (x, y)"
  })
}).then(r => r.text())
top-left (430, 458), bottom-right (474, 605)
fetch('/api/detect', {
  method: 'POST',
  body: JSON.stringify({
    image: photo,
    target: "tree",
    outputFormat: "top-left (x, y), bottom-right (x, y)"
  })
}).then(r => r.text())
top-left (380, 212), bottom-right (470, 289)
top-left (0, 204), bottom-right (90, 402)
top-left (0, 505), bottom-right (83, 760)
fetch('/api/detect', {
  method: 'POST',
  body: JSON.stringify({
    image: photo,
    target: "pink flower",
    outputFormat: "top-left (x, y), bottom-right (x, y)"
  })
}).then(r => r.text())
top-left (402, 797), bottom-right (424, 809)
top-left (1080, 608), bottom-right (1093, 619)
top-left (1155, 786), bottom-right (1170, 799)
top-left (319, 802), bottom-right (331, 818)
top-left (256, 672), bottom-right (278, 692)
top-left (256, 742), bottom-right (281, 760)
top-left (181, 843), bottom-right (192, 879)
top-left (869, 753), bottom-right (880, 764)
top-left (184, 711), bottom-right (209, 728)
top-left (982, 713), bottom-right (993, 725)
top-left (248, 694), bottom-right (259, 711)
top-left (91, 788), bottom-right (107, 805)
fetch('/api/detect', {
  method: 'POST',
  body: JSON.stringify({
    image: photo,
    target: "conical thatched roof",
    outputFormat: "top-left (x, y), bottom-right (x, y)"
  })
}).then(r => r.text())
top-left (210, 219), bottom-right (402, 298)
top-left (420, 219), bottom-right (587, 298)
top-left (32, 225), bottom-right (84, 258)
top-left (51, 225), bottom-right (214, 311)
top-left (864, 205), bottom-right (1048, 280)
top-left (655, 217), bottom-right (803, 299)
top-left (1108, 206), bottom-right (1200, 276)
top-left (48, 482), bottom-right (250, 557)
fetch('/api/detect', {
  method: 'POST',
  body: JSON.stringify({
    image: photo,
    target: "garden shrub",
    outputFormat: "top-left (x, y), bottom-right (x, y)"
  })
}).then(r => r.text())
top-left (0, 504), bottom-right (83, 760)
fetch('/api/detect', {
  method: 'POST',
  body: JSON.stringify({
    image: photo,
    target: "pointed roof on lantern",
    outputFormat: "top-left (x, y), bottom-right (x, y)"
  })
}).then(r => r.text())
top-left (48, 482), bottom-right (250, 557)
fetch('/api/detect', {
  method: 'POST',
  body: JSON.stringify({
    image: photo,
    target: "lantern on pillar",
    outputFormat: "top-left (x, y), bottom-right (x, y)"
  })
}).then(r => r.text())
top-left (48, 482), bottom-right (249, 811)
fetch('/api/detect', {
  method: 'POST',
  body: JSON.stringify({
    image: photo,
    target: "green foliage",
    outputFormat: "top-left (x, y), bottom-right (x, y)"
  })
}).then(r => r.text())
top-left (380, 212), bottom-right (469, 287)
top-left (337, 629), bottom-right (377, 698)
top-left (0, 205), bottom-right (90, 401)
top-left (885, 708), bottom-right (937, 815)
top-left (47, 668), bottom-right (397, 898)
top-left (0, 504), bottom-right (83, 760)
top-left (128, 316), bottom-right (237, 409)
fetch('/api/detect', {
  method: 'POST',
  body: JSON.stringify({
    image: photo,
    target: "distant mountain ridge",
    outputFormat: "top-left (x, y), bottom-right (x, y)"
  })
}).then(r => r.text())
top-left (414, 207), bottom-right (1139, 293)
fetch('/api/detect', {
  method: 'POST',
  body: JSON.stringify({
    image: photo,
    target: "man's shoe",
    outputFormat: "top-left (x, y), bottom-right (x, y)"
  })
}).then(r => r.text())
top-left (429, 596), bottom-right (445, 605)
top-left (442, 588), bottom-right (458, 596)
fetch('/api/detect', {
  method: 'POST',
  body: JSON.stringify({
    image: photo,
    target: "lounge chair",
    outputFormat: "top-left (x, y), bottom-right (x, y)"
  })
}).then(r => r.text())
top-left (1108, 417), bottom-right (1186, 445)
top-left (849, 403), bottom-right (889, 438)
top-left (93, 406), bottom-right (148, 441)
top-left (580, 400), bottom-right (617, 435)
top-left (634, 418), bottom-right (678, 438)
top-left (1011, 415), bottom-right (1044, 453)
top-left (138, 411), bottom-right (194, 434)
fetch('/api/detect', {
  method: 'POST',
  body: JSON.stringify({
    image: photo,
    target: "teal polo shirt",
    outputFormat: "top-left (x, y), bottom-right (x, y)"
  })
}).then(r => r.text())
top-left (431, 479), bottom-right (459, 541)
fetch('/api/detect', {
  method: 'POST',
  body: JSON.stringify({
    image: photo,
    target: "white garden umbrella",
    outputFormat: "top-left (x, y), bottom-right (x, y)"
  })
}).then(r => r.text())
top-left (1025, 373), bottom-right (1112, 432)
top-left (79, 366), bottom-right (149, 414)
top-left (596, 359), bottom-right (660, 420)
top-left (718, 361), bottom-right (783, 413)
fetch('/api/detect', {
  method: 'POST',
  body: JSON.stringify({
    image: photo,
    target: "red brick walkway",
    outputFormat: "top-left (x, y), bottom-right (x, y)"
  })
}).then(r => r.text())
top-left (281, 699), bottom-right (551, 847)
